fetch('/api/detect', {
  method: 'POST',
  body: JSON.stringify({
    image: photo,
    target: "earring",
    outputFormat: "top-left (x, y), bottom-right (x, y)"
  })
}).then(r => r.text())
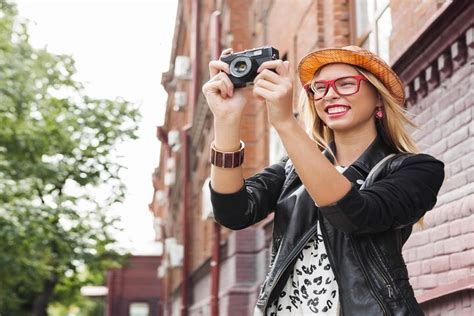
top-left (375, 107), bottom-right (384, 119)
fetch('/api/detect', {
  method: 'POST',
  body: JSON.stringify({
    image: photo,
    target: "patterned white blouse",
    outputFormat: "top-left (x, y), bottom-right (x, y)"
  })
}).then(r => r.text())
top-left (265, 166), bottom-right (346, 315)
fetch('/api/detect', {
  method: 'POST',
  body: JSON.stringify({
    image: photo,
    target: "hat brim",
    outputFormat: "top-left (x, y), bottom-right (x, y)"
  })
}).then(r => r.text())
top-left (298, 48), bottom-right (405, 105)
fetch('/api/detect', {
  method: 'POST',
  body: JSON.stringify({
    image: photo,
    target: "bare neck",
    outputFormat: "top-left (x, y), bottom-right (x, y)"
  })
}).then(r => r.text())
top-left (333, 128), bottom-right (378, 167)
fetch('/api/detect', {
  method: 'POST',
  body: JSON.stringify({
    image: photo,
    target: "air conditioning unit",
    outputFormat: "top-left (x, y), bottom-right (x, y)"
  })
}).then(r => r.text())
top-left (155, 190), bottom-right (167, 206)
top-left (174, 91), bottom-right (187, 112)
top-left (165, 237), bottom-right (177, 249)
top-left (201, 177), bottom-right (214, 220)
top-left (174, 56), bottom-right (191, 80)
top-left (169, 244), bottom-right (183, 267)
top-left (167, 130), bottom-right (181, 152)
top-left (165, 237), bottom-right (183, 267)
top-left (157, 260), bottom-right (168, 278)
top-left (164, 171), bottom-right (175, 186)
top-left (153, 217), bottom-right (163, 238)
top-left (164, 158), bottom-right (176, 186)
top-left (166, 157), bottom-right (175, 170)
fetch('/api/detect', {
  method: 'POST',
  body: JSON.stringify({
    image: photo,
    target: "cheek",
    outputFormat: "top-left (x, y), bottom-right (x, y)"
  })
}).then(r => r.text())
top-left (314, 101), bottom-right (326, 117)
top-left (359, 87), bottom-right (379, 110)
top-left (348, 92), bottom-right (378, 115)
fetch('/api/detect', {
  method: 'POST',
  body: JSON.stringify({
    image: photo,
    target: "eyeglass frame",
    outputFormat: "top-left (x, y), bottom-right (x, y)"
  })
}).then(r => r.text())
top-left (303, 75), bottom-right (368, 101)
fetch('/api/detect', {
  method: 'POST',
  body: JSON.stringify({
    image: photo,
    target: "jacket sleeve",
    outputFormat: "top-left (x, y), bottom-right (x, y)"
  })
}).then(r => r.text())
top-left (319, 154), bottom-right (445, 234)
top-left (209, 157), bottom-right (288, 230)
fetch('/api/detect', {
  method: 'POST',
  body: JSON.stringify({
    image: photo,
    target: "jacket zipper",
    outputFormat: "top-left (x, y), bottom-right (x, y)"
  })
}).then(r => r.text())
top-left (368, 240), bottom-right (394, 299)
top-left (260, 225), bottom-right (318, 311)
top-left (350, 236), bottom-right (390, 316)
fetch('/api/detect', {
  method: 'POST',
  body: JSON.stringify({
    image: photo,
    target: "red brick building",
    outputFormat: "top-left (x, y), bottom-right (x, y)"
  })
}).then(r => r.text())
top-left (152, 0), bottom-right (473, 315)
top-left (107, 256), bottom-right (163, 315)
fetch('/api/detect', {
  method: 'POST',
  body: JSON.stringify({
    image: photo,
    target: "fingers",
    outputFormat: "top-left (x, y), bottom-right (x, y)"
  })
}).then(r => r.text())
top-left (212, 72), bottom-right (233, 97)
top-left (254, 68), bottom-right (282, 85)
top-left (203, 80), bottom-right (228, 99)
top-left (208, 48), bottom-right (235, 96)
top-left (208, 48), bottom-right (233, 78)
top-left (283, 60), bottom-right (290, 73)
top-left (253, 85), bottom-right (274, 101)
top-left (254, 77), bottom-right (279, 92)
top-left (203, 72), bottom-right (233, 98)
top-left (254, 60), bottom-right (291, 85)
top-left (209, 60), bottom-right (230, 78)
top-left (253, 62), bottom-right (293, 103)
top-left (257, 59), bottom-right (290, 76)
top-left (220, 47), bottom-right (233, 57)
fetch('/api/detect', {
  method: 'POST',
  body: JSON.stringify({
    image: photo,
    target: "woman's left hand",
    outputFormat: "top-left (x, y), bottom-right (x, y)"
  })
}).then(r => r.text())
top-left (253, 60), bottom-right (294, 128)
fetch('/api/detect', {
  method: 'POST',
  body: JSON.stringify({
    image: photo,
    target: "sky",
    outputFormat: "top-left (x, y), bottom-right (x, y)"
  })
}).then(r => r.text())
top-left (15, 0), bottom-right (178, 254)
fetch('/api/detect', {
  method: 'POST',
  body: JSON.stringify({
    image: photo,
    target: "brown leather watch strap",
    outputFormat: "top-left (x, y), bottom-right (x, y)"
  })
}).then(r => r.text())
top-left (210, 141), bottom-right (245, 168)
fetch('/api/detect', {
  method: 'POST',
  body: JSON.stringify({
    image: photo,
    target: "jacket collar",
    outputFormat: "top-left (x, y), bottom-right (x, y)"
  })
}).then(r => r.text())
top-left (323, 134), bottom-right (395, 177)
top-left (284, 134), bottom-right (395, 188)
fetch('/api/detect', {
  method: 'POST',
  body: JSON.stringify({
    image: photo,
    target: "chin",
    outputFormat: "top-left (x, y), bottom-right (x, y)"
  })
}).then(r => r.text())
top-left (325, 118), bottom-right (354, 131)
top-left (327, 123), bottom-right (352, 132)
top-left (327, 117), bottom-right (376, 135)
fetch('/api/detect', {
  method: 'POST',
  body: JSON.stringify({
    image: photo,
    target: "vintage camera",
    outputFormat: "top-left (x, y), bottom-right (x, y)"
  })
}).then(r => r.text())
top-left (220, 46), bottom-right (279, 88)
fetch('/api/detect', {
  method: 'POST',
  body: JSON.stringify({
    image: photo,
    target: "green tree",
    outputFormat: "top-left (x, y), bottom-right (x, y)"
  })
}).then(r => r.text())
top-left (0, 1), bottom-right (140, 314)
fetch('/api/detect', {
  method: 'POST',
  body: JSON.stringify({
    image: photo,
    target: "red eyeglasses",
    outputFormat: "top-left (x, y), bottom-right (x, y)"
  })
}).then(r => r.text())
top-left (304, 75), bottom-right (367, 100)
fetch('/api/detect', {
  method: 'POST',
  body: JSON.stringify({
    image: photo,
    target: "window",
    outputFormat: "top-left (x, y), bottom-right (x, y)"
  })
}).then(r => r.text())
top-left (129, 302), bottom-right (150, 316)
top-left (353, 0), bottom-right (392, 63)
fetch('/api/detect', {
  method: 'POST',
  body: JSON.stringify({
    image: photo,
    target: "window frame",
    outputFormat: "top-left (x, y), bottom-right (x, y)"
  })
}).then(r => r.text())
top-left (129, 302), bottom-right (151, 316)
top-left (350, 0), bottom-right (391, 55)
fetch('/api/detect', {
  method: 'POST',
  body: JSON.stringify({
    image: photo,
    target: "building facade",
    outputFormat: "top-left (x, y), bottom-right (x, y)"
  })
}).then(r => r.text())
top-left (152, 0), bottom-right (473, 315)
top-left (107, 255), bottom-right (163, 316)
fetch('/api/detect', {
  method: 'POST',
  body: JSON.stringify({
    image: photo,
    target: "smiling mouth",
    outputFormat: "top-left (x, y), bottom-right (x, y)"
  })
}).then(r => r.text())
top-left (325, 106), bottom-right (351, 114)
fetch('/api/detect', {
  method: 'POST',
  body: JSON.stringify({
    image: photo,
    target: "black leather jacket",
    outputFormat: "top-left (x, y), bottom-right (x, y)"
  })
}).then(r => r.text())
top-left (210, 136), bottom-right (445, 315)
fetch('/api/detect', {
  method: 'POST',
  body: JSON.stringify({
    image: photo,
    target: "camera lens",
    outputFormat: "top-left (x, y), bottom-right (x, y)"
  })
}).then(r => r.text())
top-left (236, 62), bottom-right (247, 72)
top-left (229, 57), bottom-right (251, 78)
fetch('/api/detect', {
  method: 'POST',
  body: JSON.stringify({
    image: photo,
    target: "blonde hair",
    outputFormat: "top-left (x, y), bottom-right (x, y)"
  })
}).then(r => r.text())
top-left (299, 66), bottom-right (419, 162)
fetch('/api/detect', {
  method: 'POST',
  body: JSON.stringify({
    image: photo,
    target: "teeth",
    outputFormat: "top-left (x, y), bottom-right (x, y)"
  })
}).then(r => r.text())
top-left (327, 106), bottom-right (349, 114)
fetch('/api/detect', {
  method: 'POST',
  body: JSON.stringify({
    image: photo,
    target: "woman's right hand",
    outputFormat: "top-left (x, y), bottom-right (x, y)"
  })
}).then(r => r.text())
top-left (202, 48), bottom-right (247, 123)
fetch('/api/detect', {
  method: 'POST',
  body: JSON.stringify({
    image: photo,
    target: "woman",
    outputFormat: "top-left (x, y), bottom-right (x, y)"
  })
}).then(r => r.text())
top-left (202, 46), bottom-right (444, 315)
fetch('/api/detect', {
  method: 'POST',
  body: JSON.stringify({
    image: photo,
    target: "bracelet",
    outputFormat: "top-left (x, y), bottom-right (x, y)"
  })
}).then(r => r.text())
top-left (210, 141), bottom-right (245, 168)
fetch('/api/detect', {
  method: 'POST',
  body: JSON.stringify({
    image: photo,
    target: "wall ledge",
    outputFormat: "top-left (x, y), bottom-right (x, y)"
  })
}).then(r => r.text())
top-left (418, 276), bottom-right (474, 304)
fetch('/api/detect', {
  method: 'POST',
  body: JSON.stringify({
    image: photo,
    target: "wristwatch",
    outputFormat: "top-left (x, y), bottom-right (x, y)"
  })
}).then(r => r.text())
top-left (210, 141), bottom-right (245, 168)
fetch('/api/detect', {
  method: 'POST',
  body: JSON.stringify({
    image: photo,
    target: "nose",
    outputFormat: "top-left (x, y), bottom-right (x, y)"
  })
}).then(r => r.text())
top-left (323, 83), bottom-right (339, 99)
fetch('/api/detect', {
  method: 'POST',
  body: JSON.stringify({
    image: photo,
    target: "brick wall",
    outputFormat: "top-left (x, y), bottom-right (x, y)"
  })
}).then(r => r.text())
top-left (423, 290), bottom-right (474, 316)
top-left (390, 1), bottom-right (474, 313)
top-left (390, 0), bottom-right (449, 63)
top-left (107, 256), bottom-right (163, 316)
top-left (186, 228), bottom-right (268, 316)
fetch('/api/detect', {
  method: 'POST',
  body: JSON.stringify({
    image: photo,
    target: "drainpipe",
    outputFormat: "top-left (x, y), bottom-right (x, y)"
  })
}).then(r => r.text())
top-left (190, 0), bottom-right (200, 118)
top-left (156, 126), bottom-right (171, 316)
top-left (106, 270), bottom-right (114, 316)
top-left (182, 0), bottom-right (199, 314)
top-left (181, 125), bottom-right (191, 316)
top-left (210, 10), bottom-right (222, 316)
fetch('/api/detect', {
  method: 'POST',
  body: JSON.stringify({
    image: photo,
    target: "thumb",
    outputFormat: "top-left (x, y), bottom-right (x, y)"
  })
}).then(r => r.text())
top-left (283, 60), bottom-right (290, 72)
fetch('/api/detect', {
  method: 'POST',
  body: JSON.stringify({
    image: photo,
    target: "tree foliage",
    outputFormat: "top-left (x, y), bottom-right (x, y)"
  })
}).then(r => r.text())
top-left (0, 1), bottom-right (140, 314)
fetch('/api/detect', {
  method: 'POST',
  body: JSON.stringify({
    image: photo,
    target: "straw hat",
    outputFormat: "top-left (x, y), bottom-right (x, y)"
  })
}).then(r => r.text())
top-left (297, 46), bottom-right (405, 105)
